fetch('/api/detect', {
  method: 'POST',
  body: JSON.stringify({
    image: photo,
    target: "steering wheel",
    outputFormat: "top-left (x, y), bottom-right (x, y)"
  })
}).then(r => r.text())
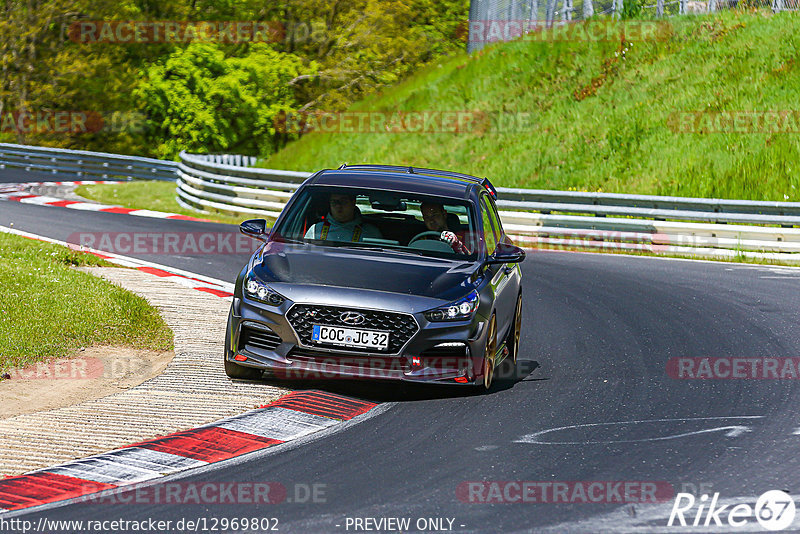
top-left (409, 231), bottom-right (444, 245)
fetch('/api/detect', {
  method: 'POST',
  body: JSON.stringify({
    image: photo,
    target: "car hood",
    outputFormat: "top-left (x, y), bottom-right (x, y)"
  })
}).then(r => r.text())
top-left (250, 242), bottom-right (476, 302)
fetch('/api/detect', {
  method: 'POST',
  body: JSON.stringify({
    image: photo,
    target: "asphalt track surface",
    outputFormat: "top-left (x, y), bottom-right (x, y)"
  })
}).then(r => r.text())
top-left (4, 176), bottom-right (800, 532)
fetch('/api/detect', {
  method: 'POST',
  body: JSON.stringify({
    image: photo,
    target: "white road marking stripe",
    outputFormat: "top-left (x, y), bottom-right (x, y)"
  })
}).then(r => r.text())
top-left (65, 202), bottom-right (115, 211)
top-left (101, 447), bottom-right (208, 471)
top-left (45, 459), bottom-right (161, 484)
top-left (158, 275), bottom-right (217, 290)
top-left (0, 182), bottom-right (205, 223)
top-left (43, 448), bottom-right (206, 485)
top-left (128, 209), bottom-right (175, 219)
top-left (18, 195), bottom-right (68, 205)
top-left (0, 225), bottom-right (234, 291)
top-left (216, 407), bottom-right (338, 441)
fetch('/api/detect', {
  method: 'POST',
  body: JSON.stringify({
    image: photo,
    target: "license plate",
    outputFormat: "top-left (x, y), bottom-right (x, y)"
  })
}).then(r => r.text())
top-left (311, 325), bottom-right (389, 350)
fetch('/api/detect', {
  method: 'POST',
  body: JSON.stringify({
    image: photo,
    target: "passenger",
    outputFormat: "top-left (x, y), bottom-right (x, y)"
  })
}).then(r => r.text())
top-left (304, 193), bottom-right (382, 242)
top-left (419, 202), bottom-right (470, 254)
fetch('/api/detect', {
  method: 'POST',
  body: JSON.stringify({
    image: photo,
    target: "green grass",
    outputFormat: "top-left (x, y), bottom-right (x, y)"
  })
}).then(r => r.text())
top-left (0, 233), bottom-right (174, 373)
top-left (261, 11), bottom-right (800, 201)
top-left (75, 181), bottom-right (248, 226)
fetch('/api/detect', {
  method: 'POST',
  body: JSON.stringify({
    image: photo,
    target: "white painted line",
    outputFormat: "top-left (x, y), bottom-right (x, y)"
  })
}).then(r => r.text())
top-left (45, 458), bottom-right (162, 485)
top-left (216, 407), bottom-right (338, 441)
top-left (128, 209), bottom-right (174, 219)
top-left (42, 448), bottom-right (206, 485)
top-left (515, 416), bottom-right (764, 445)
top-left (17, 195), bottom-right (68, 205)
top-left (0, 225), bottom-right (234, 292)
top-left (65, 202), bottom-right (116, 211)
top-left (158, 275), bottom-right (217, 290)
top-left (99, 447), bottom-right (208, 473)
top-left (0, 181), bottom-right (204, 224)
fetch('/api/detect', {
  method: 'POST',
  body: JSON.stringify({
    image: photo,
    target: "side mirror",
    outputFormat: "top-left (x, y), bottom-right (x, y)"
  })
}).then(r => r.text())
top-left (486, 242), bottom-right (525, 265)
top-left (240, 219), bottom-right (269, 241)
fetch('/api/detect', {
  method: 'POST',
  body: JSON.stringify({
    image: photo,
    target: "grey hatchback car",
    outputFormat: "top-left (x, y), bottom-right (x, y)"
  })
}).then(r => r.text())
top-left (224, 164), bottom-right (525, 390)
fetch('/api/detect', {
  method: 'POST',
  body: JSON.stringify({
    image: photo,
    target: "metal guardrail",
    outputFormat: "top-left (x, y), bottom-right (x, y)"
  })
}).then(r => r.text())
top-left (1, 144), bottom-right (798, 262)
top-left (0, 143), bottom-right (177, 181)
top-left (176, 151), bottom-right (800, 263)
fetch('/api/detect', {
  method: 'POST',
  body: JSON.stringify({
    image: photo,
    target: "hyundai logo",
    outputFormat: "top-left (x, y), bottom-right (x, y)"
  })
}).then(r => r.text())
top-left (339, 311), bottom-right (366, 325)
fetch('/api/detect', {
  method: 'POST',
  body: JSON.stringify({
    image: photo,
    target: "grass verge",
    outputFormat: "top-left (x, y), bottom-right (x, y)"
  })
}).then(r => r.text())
top-left (75, 181), bottom-right (248, 226)
top-left (0, 232), bottom-right (174, 373)
top-left (261, 11), bottom-right (800, 201)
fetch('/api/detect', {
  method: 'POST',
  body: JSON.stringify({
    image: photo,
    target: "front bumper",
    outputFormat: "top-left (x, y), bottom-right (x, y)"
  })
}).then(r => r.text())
top-left (225, 296), bottom-right (489, 385)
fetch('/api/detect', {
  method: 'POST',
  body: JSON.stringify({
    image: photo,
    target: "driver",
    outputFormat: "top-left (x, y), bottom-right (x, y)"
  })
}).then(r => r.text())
top-left (304, 193), bottom-right (382, 242)
top-left (419, 202), bottom-right (470, 254)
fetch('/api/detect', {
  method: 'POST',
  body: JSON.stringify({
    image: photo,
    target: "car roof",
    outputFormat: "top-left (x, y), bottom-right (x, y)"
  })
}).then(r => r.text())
top-left (305, 165), bottom-right (494, 201)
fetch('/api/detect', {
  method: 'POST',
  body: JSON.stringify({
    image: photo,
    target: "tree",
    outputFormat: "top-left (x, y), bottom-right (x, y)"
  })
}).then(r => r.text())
top-left (135, 42), bottom-right (313, 158)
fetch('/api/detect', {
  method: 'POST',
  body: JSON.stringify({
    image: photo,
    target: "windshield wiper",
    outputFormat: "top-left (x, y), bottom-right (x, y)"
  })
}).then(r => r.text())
top-left (274, 237), bottom-right (305, 245)
top-left (334, 243), bottom-right (432, 257)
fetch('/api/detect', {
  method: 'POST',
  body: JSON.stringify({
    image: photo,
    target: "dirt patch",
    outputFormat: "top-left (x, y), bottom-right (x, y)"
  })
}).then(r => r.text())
top-left (0, 346), bottom-right (174, 419)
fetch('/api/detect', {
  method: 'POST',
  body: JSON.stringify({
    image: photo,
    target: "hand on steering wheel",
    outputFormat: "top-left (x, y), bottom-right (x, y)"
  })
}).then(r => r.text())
top-left (408, 231), bottom-right (444, 245)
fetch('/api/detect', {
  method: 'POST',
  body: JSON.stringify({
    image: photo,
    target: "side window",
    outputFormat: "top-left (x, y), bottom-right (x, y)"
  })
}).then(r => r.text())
top-left (480, 195), bottom-right (498, 254)
top-left (486, 196), bottom-right (504, 240)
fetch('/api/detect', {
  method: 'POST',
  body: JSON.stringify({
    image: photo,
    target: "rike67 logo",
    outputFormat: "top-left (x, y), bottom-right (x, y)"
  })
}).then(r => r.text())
top-left (668, 490), bottom-right (796, 531)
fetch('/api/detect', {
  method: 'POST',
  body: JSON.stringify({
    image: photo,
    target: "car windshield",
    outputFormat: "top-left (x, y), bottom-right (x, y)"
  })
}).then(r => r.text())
top-left (271, 186), bottom-right (478, 259)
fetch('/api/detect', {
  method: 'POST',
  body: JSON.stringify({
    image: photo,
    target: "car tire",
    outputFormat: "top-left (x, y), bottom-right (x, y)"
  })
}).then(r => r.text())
top-left (507, 292), bottom-right (522, 367)
top-left (481, 314), bottom-right (497, 391)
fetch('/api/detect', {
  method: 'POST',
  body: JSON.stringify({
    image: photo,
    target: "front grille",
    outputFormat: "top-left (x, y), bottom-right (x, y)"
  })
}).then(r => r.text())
top-left (241, 325), bottom-right (282, 351)
top-left (287, 304), bottom-right (418, 354)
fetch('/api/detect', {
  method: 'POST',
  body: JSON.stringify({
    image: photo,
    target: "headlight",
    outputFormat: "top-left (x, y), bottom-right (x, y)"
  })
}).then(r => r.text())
top-left (424, 290), bottom-right (479, 322)
top-left (244, 273), bottom-right (286, 306)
